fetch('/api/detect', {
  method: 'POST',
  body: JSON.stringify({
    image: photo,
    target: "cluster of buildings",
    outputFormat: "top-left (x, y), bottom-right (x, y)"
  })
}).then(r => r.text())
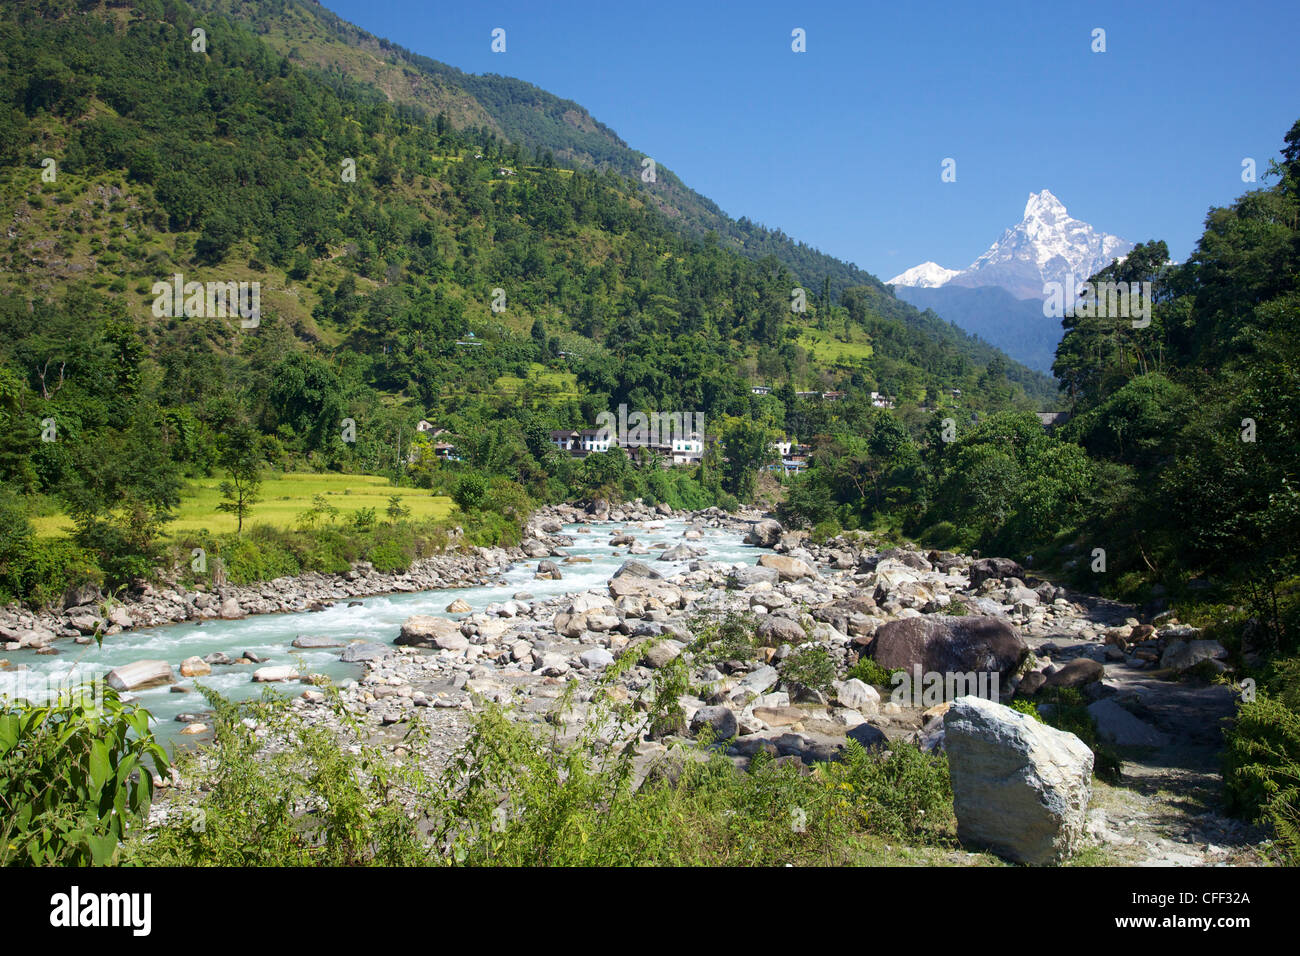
top-left (750, 385), bottom-right (894, 408)
top-left (546, 427), bottom-right (810, 473)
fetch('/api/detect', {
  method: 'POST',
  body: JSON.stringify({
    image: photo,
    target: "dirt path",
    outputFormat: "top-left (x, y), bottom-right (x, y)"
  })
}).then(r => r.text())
top-left (1031, 593), bottom-right (1273, 866)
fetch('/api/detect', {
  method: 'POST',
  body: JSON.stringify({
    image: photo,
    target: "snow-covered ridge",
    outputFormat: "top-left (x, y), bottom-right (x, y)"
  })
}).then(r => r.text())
top-left (889, 190), bottom-right (1133, 301)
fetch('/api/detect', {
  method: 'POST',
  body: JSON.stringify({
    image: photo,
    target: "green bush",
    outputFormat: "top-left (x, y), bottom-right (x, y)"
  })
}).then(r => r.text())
top-left (780, 644), bottom-right (837, 699)
top-left (1007, 697), bottom-right (1043, 721)
top-left (1, 685), bottom-right (168, 865)
top-left (1224, 692), bottom-right (1300, 863)
top-left (132, 659), bottom-right (958, 866)
top-left (847, 656), bottom-right (899, 687)
top-left (690, 610), bottom-right (759, 664)
top-left (811, 518), bottom-right (842, 544)
top-left (217, 531), bottom-right (301, 583)
top-left (367, 539), bottom-right (412, 573)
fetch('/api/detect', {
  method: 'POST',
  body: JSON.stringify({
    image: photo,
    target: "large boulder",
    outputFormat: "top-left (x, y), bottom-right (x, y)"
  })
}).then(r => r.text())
top-left (756, 615), bottom-right (807, 647)
top-left (745, 518), bottom-right (784, 548)
top-left (106, 660), bottom-right (175, 691)
top-left (1042, 658), bottom-right (1105, 689)
top-left (757, 553), bottom-right (818, 581)
top-left (727, 565), bottom-right (781, 588)
top-left (179, 656), bottom-right (211, 678)
top-left (870, 615), bottom-right (1027, 683)
top-left (612, 559), bottom-right (662, 581)
top-left (689, 705), bottom-right (738, 741)
top-left (340, 642), bottom-right (392, 663)
top-left (1160, 639), bottom-right (1227, 672)
top-left (968, 557), bottom-right (1025, 589)
top-left (944, 696), bottom-right (1093, 865)
top-left (396, 614), bottom-right (463, 648)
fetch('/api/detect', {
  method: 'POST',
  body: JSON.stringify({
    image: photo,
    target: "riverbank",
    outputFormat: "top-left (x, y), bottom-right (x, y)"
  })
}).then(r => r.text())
top-left (0, 500), bottom-right (757, 655)
top-left (133, 507), bottom-right (1273, 866)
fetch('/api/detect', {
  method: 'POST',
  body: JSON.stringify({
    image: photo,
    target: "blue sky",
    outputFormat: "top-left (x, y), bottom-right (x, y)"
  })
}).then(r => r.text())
top-left (323, 0), bottom-right (1299, 278)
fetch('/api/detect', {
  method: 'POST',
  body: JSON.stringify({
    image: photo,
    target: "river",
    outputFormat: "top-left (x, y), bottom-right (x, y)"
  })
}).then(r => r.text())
top-left (0, 517), bottom-right (757, 744)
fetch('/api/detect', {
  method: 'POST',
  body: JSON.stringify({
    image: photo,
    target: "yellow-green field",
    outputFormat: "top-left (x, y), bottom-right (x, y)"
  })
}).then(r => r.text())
top-left (31, 473), bottom-right (453, 538)
top-left (494, 363), bottom-right (580, 400)
top-left (796, 328), bottom-right (875, 365)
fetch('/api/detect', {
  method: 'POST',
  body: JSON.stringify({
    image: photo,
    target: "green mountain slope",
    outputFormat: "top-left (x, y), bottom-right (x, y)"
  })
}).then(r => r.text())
top-left (186, 0), bottom-right (1054, 401)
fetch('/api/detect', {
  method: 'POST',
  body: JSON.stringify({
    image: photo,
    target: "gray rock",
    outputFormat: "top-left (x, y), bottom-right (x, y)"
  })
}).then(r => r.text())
top-left (871, 615), bottom-right (1027, 682)
top-left (846, 722), bottom-right (887, 749)
top-left (340, 642), bottom-right (392, 663)
top-left (292, 634), bottom-right (344, 649)
top-left (745, 519), bottom-right (784, 548)
top-left (580, 647), bottom-right (616, 671)
top-left (1160, 639), bottom-right (1227, 672)
top-left (756, 615), bottom-right (806, 647)
top-left (944, 696), bottom-right (1093, 865)
top-left (1087, 699), bottom-right (1170, 748)
top-left (1042, 658), bottom-right (1106, 689)
top-left (689, 705), bottom-right (738, 741)
top-left (968, 557), bottom-right (1025, 589)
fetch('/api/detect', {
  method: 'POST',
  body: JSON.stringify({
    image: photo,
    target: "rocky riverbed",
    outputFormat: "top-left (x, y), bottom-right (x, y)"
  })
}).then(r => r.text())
top-left (8, 499), bottom-right (1267, 865)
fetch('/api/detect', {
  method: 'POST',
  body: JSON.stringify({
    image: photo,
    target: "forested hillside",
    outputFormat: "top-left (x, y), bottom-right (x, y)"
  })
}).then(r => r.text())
top-left (0, 0), bottom-right (1048, 602)
top-left (182, 0), bottom-right (1051, 400)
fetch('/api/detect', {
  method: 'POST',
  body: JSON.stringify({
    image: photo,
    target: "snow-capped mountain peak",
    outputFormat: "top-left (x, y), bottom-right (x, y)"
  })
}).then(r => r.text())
top-left (886, 261), bottom-right (960, 288)
top-left (889, 189), bottom-right (1132, 300)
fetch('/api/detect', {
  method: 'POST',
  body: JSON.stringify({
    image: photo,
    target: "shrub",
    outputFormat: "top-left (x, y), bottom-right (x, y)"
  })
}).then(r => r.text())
top-left (847, 656), bottom-right (898, 687)
top-left (1224, 693), bottom-right (1300, 863)
top-left (1, 685), bottom-right (168, 865)
top-left (690, 610), bottom-right (759, 664)
top-left (810, 518), bottom-right (842, 544)
top-left (780, 644), bottom-right (837, 699)
top-left (1008, 697), bottom-right (1043, 721)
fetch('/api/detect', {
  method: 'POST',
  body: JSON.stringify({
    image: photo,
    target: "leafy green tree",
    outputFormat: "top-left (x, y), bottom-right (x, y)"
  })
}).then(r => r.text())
top-left (215, 425), bottom-right (263, 534)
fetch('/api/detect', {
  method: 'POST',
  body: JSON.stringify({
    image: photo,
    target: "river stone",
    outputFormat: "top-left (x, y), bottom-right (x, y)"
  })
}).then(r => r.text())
top-left (179, 656), bottom-right (211, 678)
top-left (396, 614), bottom-right (461, 647)
top-left (738, 664), bottom-right (780, 695)
top-left (744, 519), bottom-right (784, 548)
top-left (292, 635), bottom-right (344, 649)
top-left (107, 606), bottom-right (134, 628)
top-left (15, 626), bottom-right (57, 648)
top-left (1042, 658), bottom-right (1106, 689)
top-left (870, 615), bottom-right (1027, 682)
top-left (580, 647), bottom-right (616, 671)
top-left (1160, 639), bottom-right (1228, 672)
top-left (757, 553), bottom-right (818, 581)
top-left (968, 557), bottom-right (1025, 589)
top-left (834, 678), bottom-right (880, 712)
top-left (1087, 699), bottom-right (1171, 748)
top-left (847, 722), bottom-right (888, 749)
top-left (613, 559), bottom-right (662, 580)
top-left (756, 615), bottom-right (806, 646)
top-left (340, 642), bottom-right (392, 663)
top-left (728, 565), bottom-right (781, 588)
top-left (107, 660), bottom-right (176, 691)
top-left (689, 705), bottom-right (738, 741)
top-left (219, 597), bottom-right (246, 620)
top-left (252, 665), bottom-right (300, 683)
top-left (62, 583), bottom-right (101, 609)
top-left (445, 598), bottom-right (472, 614)
top-left (641, 639), bottom-right (682, 669)
top-left (944, 696), bottom-right (1093, 865)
